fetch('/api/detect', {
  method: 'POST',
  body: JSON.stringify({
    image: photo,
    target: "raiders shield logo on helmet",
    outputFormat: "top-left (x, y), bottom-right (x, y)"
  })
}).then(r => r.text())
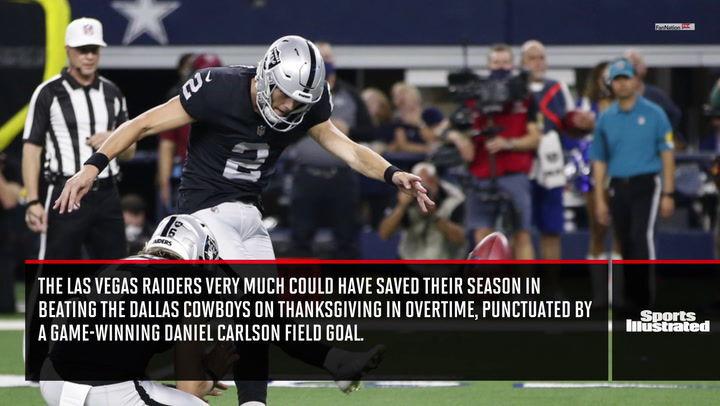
top-left (204, 236), bottom-right (219, 260)
top-left (267, 47), bottom-right (281, 69)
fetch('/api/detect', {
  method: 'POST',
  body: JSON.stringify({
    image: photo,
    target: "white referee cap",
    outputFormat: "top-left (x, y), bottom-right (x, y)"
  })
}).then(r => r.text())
top-left (65, 17), bottom-right (107, 48)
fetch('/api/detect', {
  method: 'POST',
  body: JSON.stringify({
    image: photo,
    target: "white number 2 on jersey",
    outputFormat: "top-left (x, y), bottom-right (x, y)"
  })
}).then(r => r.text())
top-left (182, 72), bottom-right (205, 100)
top-left (223, 142), bottom-right (270, 182)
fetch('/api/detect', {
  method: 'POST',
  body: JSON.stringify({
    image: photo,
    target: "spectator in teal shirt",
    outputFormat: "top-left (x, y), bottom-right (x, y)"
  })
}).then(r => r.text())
top-left (589, 58), bottom-right (675, 260)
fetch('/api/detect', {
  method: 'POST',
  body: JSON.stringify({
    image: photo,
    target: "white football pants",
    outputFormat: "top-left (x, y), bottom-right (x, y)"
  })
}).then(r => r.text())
top-left (193, 201), bottom-right (275, 259)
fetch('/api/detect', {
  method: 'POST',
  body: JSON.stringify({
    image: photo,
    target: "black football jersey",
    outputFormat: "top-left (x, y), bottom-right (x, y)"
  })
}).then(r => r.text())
top-left (177, 66), bottom-right (332, 213)
top-left (48, 260), bottom-right (195, 382)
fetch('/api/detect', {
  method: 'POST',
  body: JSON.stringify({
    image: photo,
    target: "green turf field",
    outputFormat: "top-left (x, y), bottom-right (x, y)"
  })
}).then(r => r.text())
top-left (3, 379), bottom-right (720, 405)
top-left (1, 324), bottom-right (719, 406)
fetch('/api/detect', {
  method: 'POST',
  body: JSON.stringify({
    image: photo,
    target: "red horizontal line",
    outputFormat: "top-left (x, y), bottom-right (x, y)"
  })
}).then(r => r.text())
top-left (25, 259), bottom-right (609, 265)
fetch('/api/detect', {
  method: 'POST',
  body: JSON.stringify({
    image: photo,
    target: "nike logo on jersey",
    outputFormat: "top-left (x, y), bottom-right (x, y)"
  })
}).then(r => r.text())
top-left (205, 71), bottom-right (212, 82)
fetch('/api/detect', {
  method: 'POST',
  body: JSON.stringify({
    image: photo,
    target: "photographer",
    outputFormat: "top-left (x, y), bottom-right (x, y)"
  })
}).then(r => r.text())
top-left (455, 44), bottom-right (541, 259)
top-left (378, 162), bottom-right (466, 260)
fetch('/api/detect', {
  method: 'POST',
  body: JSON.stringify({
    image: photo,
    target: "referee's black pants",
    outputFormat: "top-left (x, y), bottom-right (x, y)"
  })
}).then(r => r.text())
top-left (40, 178), bottom-right (127, 259)
top-left (609, 173), bottom-right (661, 310)
top-left (609, 173), bottom-right (661, 260)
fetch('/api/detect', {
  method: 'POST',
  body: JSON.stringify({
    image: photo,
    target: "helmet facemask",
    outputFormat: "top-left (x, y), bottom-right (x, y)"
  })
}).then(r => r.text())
top-left (255, 67), bottom-right (312, 132)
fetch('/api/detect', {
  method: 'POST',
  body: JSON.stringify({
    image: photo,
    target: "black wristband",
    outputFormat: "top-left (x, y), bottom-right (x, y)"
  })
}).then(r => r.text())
top-left (25, 199), bottom-right (41, 208)
top-left (384, 165), bottom-right (401, 186)
top-left (84, 152), bottom-right (109, 172)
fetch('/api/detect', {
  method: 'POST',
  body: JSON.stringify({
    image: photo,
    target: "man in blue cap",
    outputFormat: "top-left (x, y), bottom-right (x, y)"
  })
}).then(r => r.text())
top-left (589, 57), bottom-right (675, 260)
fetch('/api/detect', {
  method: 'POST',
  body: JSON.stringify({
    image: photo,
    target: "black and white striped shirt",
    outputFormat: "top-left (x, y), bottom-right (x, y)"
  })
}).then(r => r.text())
top-left (23, 69), bottom-right (128, 179)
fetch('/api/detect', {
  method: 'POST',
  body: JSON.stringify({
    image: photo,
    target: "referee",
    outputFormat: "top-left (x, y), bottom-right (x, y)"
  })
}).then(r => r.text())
top-left (21, 18), bottom-right (134, 259)
top-left (590, 58), bottom-right (675, 260)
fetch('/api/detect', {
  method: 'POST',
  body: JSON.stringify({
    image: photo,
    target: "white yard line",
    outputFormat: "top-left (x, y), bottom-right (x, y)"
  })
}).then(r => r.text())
top-left (0, 376), bottom-right (37, 388)
top-left (0, 320), bottom-right (24, 331)
top-left (515, 382), bottom-right (720, 389)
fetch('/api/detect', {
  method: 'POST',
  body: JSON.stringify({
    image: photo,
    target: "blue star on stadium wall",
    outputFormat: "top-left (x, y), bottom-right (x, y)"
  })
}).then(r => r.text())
top-left (111, 0), bottom-right (180, 45)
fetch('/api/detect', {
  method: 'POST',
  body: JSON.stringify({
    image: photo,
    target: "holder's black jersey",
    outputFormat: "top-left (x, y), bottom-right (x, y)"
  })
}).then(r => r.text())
top-left (178, 66), bottom-right (332, 213)
top-left (48, 258), bottom-right (195, 382)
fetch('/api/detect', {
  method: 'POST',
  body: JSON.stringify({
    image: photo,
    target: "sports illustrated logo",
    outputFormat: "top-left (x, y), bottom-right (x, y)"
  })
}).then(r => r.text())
top-left (655, 23), bottom-right (695, 31)
top-left (626, 310), bottom-right (710, 333)
top-left (83, 24), bottom-right (94, 35)
top-left (257, 125), bottom-right (266, 136)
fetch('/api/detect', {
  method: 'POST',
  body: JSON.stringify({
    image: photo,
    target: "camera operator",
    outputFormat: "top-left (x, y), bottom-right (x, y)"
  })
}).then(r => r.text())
top-left (455, 44), bottom-right (541, 259)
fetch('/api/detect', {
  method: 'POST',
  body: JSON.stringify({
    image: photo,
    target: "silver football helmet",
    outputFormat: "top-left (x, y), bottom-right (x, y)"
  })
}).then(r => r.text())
top-left (256, 35), bottom-right (325, 132)
top-left (143, 214), bottom-right (219, 260)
